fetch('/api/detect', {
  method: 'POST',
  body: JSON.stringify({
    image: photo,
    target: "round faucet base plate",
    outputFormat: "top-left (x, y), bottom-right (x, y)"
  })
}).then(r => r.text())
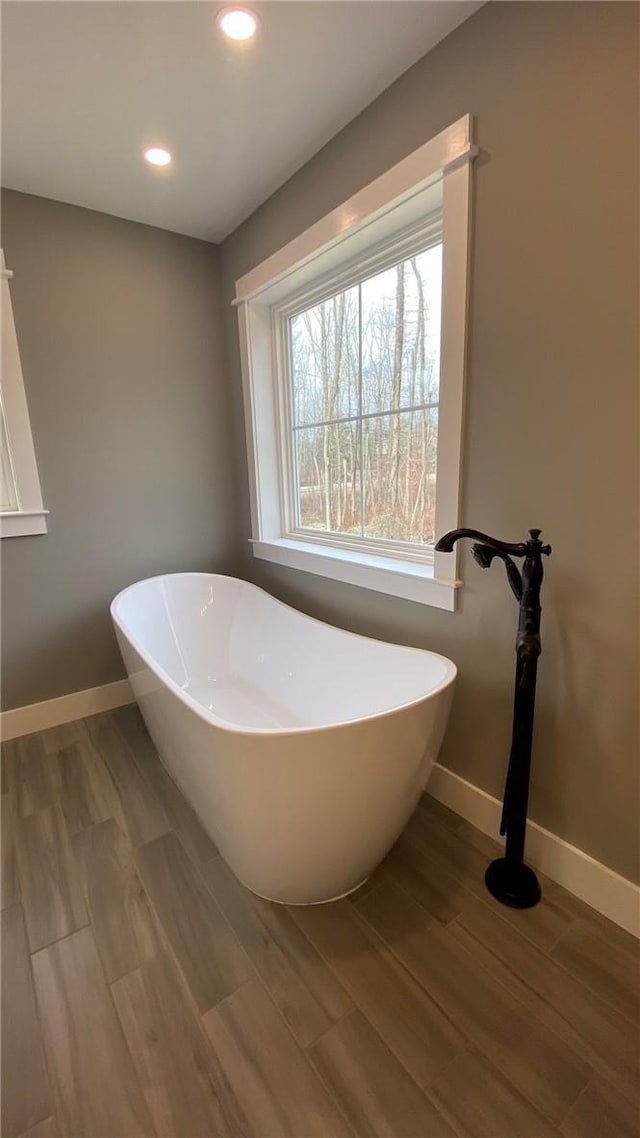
top-left (485, 857), bottom-right (541, 909)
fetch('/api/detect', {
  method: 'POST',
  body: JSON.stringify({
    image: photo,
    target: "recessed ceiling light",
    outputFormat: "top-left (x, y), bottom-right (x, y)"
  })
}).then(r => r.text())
top-left (143, 146), bottom-right (172, 168)
top-left (216, 6), bottom-right (259, 41)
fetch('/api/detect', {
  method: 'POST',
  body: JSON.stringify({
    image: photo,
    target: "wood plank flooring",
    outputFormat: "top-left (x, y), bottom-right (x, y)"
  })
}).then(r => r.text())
top-left (2, 708), bottom-right (639, 1138)
top-left (1, 903), bottom-right (51, 1136)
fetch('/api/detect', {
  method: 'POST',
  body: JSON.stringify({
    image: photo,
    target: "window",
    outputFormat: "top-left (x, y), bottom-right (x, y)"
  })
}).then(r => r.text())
top-left (290, 243), bottom-right (441, 551)
top-left (235, 116), bottom-right (476, 610)
top-left (1, 249), bottom-right (48, 537)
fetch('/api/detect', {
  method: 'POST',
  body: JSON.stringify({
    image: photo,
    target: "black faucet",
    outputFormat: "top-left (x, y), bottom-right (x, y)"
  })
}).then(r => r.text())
top-left (434, 527), bottom-right (552, 908)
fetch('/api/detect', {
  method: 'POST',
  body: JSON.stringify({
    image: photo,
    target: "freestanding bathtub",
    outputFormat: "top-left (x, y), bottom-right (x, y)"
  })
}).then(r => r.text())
top-left (111, 574), bottom-right (456, 904)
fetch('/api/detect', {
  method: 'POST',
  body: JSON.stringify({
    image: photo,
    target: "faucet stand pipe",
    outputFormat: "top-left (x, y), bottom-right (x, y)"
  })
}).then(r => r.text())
top-left (434, 526), bottom-right (551, 909)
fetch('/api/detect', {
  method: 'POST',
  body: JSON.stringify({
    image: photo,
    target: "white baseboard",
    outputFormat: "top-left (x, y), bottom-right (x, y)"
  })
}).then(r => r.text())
top-left (428, 763), bottom-right (640, 939)
top-left (1, 678), bottom-right (134, 742)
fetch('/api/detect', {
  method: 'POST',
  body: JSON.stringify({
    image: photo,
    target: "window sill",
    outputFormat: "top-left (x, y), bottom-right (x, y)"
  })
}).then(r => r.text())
top-left (251, 537), bottom-right (460, 611)
top-left (1, 509), bottom-right (49, 538)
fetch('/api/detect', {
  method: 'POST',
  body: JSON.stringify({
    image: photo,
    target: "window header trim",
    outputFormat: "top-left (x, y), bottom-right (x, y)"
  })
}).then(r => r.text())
top-left (234, 114), bottom-right (476, 307)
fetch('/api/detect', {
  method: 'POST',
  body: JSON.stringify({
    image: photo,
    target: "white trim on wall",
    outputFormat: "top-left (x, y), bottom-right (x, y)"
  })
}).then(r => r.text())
top-left (1, 250), bottom-right (49, 538)
top-left (428, 763), bottom-right (640, 939)
top-left (235, 115), bottom-right (477, 610)
top-left (235, 115), bottom-right (477, 303)
top-left (0, 678), bottom-right (134, 741)
top-left (252, 537), bottom-right (459, 611)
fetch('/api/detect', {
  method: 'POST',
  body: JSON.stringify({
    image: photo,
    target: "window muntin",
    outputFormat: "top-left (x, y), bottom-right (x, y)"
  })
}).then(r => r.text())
top-left (288, 242), bottom-right (442, 551)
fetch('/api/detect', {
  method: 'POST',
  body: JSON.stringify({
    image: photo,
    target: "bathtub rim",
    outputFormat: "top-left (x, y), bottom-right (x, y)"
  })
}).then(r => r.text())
top-left (111, 571), bottom-right (457, 738)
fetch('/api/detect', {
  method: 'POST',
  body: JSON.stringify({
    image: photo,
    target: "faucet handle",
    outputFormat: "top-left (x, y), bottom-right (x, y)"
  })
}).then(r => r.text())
top-left (472, 543), bottom-right (523, 601)
top-left (528, 529), bottom-right (552, 556)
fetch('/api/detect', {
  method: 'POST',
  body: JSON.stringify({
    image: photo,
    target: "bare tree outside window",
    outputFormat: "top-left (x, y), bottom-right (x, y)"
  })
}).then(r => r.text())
top-left (290, 243), bottom-right (442, 546)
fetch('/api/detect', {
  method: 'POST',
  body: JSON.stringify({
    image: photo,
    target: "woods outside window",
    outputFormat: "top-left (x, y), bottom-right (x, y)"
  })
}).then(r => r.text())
top-left (235, 116), bottom-right (476, 611)
top-left (288, 240), bottom-right (441, 555)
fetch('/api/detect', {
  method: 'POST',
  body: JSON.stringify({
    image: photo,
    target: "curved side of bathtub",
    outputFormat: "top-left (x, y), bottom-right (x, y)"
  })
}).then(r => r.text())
top-left (112, 583), bottom-right (456, 904)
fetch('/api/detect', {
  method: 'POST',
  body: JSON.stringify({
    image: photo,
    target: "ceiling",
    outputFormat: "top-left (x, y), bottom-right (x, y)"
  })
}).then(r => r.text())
top-left (1, 1), bottom-right (483, 243)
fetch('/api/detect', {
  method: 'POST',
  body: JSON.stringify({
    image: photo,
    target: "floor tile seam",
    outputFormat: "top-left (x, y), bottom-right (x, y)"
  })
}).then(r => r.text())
top-left (547, 936), bottom-right (640, 1028)
top-left (306, 1003), bottom-right (463, 1138)
top-left (202, 851), bottom-right (356, 1038)
top-left (5, 900), bottom-right (55, 1137)
top-left (241, 969), bottom-right (358, 1138)
top-left (451, 909), bottom-right (640, 1051)
top-left (353, 884), bottom-right (594, 1104)
top-left (402, 825), bottom-right (579, 957)
top-left (133, 837), bottom-right (256, 1020)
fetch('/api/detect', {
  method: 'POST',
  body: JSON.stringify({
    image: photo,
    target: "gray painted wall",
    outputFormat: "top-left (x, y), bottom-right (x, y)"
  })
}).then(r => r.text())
top-left (220, 2), bottom-right (639, 881)
top-left (1, 191), bottom-right (238, 709)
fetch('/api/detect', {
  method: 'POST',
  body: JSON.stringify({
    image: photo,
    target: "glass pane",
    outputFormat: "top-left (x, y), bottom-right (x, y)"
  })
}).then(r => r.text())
top-left (0, 403), bottom-right (18, 511)
top-left (361, 244), bottom-right (442, 416)
top-left (363, 408), bottom-right (438, 544)
top-left (295, 421), bottom-right (360, 534)
top-left (290, 285), bottom-right (359, 427)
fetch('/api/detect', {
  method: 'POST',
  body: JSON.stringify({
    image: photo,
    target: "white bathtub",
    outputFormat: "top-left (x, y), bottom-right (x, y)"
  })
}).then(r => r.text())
top-left (111, 573), bottom-right (456, 903)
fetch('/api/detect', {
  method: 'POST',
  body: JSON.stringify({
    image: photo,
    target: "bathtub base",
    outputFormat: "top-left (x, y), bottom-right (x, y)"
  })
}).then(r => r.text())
top-left (242, 875), bottom-right (370, 907)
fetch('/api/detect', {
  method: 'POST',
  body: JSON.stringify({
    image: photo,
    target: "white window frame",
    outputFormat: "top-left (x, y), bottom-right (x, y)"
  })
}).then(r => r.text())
top-left (1, 250), bottom-right (48, 538)
top-left (235, 115), bottom-right (476, 611)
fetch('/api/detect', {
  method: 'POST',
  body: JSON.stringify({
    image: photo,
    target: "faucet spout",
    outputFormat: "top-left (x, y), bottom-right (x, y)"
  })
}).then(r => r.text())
top-left (435, 527), bottom-right (529, 557)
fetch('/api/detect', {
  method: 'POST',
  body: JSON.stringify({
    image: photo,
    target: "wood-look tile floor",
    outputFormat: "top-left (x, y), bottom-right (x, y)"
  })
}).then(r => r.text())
top-left (2, 706), bottom-right (639, 1138)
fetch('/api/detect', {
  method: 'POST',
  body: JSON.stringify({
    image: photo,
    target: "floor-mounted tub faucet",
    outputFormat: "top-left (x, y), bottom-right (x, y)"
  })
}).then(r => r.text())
top-left (435, 527), bottom-right (552, 908)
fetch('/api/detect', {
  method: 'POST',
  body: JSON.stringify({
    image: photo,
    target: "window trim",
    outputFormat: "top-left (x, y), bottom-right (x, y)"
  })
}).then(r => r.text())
top-left (235, 115), bottom-right (477, 611)
top-left (1, 250), bottom-right (48, 538)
